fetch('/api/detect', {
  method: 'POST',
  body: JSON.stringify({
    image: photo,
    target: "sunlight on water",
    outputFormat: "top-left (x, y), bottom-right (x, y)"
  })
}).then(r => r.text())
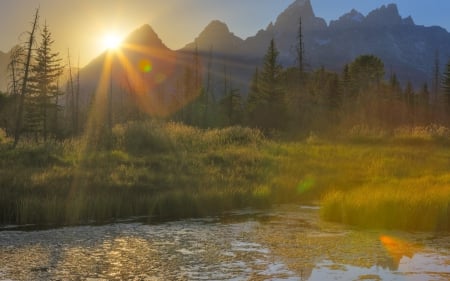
top-left (0, 206), bottom-right (449, 280)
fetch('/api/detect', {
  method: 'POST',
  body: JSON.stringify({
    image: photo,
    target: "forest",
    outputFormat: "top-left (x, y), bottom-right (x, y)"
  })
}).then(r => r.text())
top-left (0, 10), bottom-right (449, 231)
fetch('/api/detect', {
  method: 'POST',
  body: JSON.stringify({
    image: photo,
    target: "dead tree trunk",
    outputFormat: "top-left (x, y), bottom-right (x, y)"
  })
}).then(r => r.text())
top-left (13, 9), bottom-right (39, 147)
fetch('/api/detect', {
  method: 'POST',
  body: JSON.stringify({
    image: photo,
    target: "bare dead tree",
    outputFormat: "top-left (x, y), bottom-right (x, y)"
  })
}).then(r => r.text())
top-left (75, 53), bottom-right (80, 134)
top-left (13, 8), bottom-right (39, 147)
top-left (67, 49), bottom-right (76, 135)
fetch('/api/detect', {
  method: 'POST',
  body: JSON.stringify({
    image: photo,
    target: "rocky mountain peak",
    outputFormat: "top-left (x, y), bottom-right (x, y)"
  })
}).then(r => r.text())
top-left (185, 20), bottom-right (243, 52)
top-left (343, 9), bottom-right (365, 23)
top-left (329, 9), bottom-right (365, 29)
top-left (200, 20), bottom-right (231, 37)
top-left (123, 24), bottom-right (168, 50)
top-left (365, 3), bottom-right (403, 26)
top-left (275, 0), bottom-right (315, 25)
top-left (273, 0), bottom-right (326, 34)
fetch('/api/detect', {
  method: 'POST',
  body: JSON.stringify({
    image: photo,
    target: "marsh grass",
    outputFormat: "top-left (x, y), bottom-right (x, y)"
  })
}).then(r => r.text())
top-left (315, 125), bottom-right (450, 231)
top-left (321, 183), bottom-right (450, 231)
top-left (1, 121), bottom-right (449, 230)
top-left (0, 121), bottom-right (271, 226)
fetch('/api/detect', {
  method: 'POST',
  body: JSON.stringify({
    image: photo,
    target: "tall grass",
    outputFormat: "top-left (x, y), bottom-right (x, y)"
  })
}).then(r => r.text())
top-left (315, 125), bottom-right (450, 231)
top-left (0, 121), bottom-right (271, 226)
top-left (321, 183), bottom-right (450, 231)
top-left (1, 121), bottom-right (449, 230)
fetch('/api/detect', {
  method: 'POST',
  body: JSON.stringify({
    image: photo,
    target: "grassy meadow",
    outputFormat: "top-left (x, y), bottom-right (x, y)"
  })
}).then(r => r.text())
top-left (0, 122), bottom-right (449, 231)
top-left (0, 121), bottom-right (273, 226)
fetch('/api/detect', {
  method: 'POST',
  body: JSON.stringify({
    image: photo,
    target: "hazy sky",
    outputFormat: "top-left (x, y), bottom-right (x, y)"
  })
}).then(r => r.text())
top-left (0, 0), bottom-right (448, 66)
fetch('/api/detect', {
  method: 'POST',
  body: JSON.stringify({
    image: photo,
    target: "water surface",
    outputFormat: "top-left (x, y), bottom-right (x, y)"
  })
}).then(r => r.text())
top-left (0, 205), bottom-right (448, 280)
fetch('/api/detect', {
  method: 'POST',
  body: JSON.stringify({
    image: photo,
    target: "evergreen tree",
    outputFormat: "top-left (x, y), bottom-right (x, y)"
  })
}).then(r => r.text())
top-left (27, 22), bottom-right (64, 140)
top-left (296, 17), bottom-right (305, 81)
top-left (442, 59), bottom-right (450, 112)
top-left (219, 88), bottom-right (242, 126)
top-left (433, 50), bottom-right (440, 104)
top-left (349, 54), bottom-right (384, 93)
top-left (257, 39), bottom-right (286, 131)
top-left (246, 68), bottom-right (260, 126)
top-left (419, 83), bottom-right (430, 105)
top-left (389, 72), bottom-right (402, 98)
top-left (404, 80), bottom-right (414, 106)
top-left (341, 64), bottom-right (354, 100)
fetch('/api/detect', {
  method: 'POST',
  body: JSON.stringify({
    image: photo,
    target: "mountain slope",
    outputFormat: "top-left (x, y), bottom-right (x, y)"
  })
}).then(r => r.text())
top-left (238, 0), bottom-right (450, 85)
top-left (78, 0), bottom-right (450, 105)
top-left (78, 24), bottom-right (178, 115)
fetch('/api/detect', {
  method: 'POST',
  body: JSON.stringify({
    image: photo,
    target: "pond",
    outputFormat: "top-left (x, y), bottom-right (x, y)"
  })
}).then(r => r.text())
top-left (0, 205), bottom-right (449, 280)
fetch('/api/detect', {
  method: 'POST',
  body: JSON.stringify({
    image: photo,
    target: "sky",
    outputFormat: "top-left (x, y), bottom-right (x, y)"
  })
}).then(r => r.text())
top-left (0, 0), bottom-right (449, 66)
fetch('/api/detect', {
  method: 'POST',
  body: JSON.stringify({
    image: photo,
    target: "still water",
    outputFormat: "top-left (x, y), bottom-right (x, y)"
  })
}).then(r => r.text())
top-left (0, 205), bottom-right (449, 280)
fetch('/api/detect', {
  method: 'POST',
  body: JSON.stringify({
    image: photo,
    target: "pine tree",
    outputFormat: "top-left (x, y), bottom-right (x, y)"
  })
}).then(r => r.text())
top-left (433, 50), bottom-right (440, 104)
top-left (442, 59), bottom-right (450, 112)
top-left (349, 54), bottom-right (384, 93)
top-left (257, 39), bottom-right (286, 131)
top-left (404, 80), bottom-right (414, 106)
top-left (27, 22), bottom-right (64, 140)
top-left (220, 88), bottom-right (242, 126)
top-left (341, 64), bottom-right (353, 100)
top-left (296, 17), bottom-right (305, 81)
top-left (390, 73), bottom-right (401, 97)
top-left (246, 68), bottom-right (259, 126)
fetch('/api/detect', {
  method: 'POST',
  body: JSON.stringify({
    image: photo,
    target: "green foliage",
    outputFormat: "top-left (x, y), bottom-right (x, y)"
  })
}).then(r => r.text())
top-left (25, 22), bottom-right (63, 140)
top-left (112, 120), bottom-right (173, 154)
top-left (219, 89), bottom-right (243, 126)
top-left (442, 60), bottom-right (450, 109)
top-left (247, 39), bottom-right (287, 131)
top-left (349, 54), bottom-right (384, 92)
top-left (0, 129), bottom-right (8, 144)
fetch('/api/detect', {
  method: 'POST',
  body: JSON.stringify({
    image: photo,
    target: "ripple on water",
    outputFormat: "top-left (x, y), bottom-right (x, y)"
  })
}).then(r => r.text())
top-left (0, 206), bottom-right (449, 280)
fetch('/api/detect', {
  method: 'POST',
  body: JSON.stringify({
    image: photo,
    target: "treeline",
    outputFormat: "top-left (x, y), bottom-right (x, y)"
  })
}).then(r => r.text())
top-left (2, 13), bottom-right (450, 146)
top-left (173, 19), bottom-right (450, 136)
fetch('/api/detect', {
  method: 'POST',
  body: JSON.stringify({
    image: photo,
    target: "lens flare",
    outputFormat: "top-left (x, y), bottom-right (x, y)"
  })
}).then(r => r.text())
top-left (297, 177), bottom-right (315, 194)
top-left (380, 235), bottom-right (422, 269)
top-left (139, 59), bottom-right (152, 73)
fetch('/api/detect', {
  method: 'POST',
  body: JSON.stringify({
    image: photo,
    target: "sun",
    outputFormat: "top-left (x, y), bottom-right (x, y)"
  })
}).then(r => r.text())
top-left (103, 33), bottom-right (122, 50)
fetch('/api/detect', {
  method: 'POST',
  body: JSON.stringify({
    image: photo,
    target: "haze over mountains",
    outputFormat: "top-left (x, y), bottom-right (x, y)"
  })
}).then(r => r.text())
top-left (2, 0), bottom-right (450, 97)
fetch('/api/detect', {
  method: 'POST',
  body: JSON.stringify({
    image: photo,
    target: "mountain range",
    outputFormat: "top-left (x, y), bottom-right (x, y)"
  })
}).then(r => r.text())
top-left (1, 0), bottom-right (450, 101)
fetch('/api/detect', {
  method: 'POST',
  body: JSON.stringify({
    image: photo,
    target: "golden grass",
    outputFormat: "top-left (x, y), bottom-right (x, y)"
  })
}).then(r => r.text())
top-left (1, 122), bottom-right (449, 231)
top-left (0, 121), bottom-right (271, 226)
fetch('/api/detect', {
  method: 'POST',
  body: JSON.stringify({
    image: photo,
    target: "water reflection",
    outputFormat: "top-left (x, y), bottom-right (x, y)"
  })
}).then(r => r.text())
top-left (253, 205), bottom-right (450, 281)
top-left (0, 205), bottom-right (448, 281)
